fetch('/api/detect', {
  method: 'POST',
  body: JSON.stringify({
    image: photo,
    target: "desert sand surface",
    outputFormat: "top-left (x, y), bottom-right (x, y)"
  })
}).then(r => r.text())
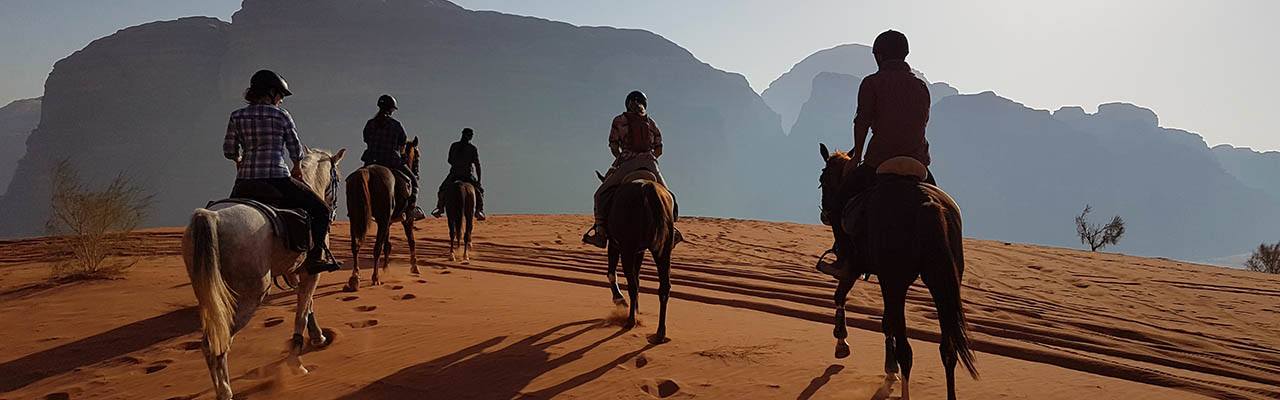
top-left (1, 215), bottom-right (1278, 399)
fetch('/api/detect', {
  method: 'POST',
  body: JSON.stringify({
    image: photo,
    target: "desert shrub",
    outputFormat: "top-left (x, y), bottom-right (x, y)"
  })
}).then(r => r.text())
top-left (1075, 204), bottom-right (1125, 252)
top-left (1244, 242), bottom-right (1280, 274)
top-left (44, 159), bottom-right (153, 280)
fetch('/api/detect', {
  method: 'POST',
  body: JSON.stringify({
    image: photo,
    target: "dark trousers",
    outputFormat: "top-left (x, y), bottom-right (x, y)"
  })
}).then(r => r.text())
top-left (438, 170), bottom-right (484, 211)
top-left (829, 165), bottom-right (936, 270)
top-left (231, 177), bottom-right (332, 254)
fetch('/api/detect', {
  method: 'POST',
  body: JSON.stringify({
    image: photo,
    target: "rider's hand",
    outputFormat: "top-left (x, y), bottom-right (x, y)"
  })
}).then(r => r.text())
top-left (291, 163), bottom-right (303, 179)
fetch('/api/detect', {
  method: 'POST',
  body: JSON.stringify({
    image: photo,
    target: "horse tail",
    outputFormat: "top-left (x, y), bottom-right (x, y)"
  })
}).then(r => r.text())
top-left (642, 182), bottom-right (669, 250)
top-left (346, 170), bottom-right (371, 240)
top-left (188, 210), bottom-right (236, 356)
top-left (918, 200), bottom-right (978, 379)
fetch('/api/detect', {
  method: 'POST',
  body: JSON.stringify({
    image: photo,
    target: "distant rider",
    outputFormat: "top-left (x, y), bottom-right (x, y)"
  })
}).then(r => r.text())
top-left (430, 128), bottom-right (486, 221)
top-left (361, 94), bottom-right (426, 221)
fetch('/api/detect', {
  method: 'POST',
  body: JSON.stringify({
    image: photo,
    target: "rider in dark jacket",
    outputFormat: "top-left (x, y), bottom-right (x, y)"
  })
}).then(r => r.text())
top-left (431, 128), bottom-right (485, 221)
top-left (361, 94), bottom-right (425, 221)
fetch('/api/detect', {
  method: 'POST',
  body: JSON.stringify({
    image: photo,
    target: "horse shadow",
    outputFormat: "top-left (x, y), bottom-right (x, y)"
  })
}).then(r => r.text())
top-left (339, 318), bottom-right (650, 399)
top-left (0, 306), bottom-right (199, 393)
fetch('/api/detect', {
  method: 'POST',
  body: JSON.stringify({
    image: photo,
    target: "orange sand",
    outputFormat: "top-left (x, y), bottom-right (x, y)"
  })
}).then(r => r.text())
top-left (1, 215), bottom-right (1277, 399)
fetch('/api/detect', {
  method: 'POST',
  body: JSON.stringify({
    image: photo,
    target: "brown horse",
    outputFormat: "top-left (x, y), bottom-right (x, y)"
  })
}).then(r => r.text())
top-left (817, 143), bottom-right (977, 400)
top-left (444, 180), bottom-right (476, 261)
top-left (597, 170), bottom-right (677, 344)
top-left (343, 138), bottom-right (421, 291)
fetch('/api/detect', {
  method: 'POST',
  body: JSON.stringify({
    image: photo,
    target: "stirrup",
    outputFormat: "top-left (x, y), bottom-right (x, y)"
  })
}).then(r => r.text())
top-left (816, 248), bottom-right (848, 280)
top-left (409, 207), bottom-right (427, 221)
top-left (430, 208), bottom-right (444, 218)
top-left (476, 211), bottom-right (486, 221)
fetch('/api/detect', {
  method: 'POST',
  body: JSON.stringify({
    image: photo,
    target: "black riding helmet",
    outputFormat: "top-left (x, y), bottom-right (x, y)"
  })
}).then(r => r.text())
top-left (872, 30), bottom-right (909, 60)
top-left (377, 94), bottom-right (397, 110)
top-left (249, 69), bottom-right (292, 97)
top-left (626, 90), bottom-right (647, 107)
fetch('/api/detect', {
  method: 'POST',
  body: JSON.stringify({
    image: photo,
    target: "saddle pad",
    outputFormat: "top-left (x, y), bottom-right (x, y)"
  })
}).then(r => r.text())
top-left (206, 198), bottom-right (313, 253)
top-left (876, 156), bottom-right (928, 180)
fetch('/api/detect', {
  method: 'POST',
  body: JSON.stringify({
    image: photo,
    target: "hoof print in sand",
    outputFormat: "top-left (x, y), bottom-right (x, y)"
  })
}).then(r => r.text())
top-left (345, 319), bottom-right (379, 329)
top-left (416, 279), bottom-right (427, 283)
top-left (178, 341), bottom-right (202, 351)
top-left (389, 285), bottom-right (404, 290)
top-left (263, 317), bottom-right (285, 327)
top-left (44, 393), bottom-right (70, 400)
top-left (355, 305), bottom-right (377, 312)
top-left (635, 354), bottom-right (649, 368)
top-left (640, 379), bottom-right (681, 398)
top-left (340, 296), bottom-right (359, 302)
top-left (393, 294), bottom-right (417, 301)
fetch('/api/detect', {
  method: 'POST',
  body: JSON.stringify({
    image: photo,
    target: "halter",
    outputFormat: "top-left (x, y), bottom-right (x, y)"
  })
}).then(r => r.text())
top-left (324, 159), bottom-right (340, 219)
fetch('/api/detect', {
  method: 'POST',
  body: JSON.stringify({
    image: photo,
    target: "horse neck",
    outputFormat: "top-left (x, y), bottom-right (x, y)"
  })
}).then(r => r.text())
top-left (298, 157), bottom-right (331, 197)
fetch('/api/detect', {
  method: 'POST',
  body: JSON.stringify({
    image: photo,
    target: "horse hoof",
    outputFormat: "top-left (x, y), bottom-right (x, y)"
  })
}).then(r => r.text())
top-left (309, 335), bottom-right (331, 349)
top-left (613, 297), bottom-right (627, 306)
top-left (835, 340), bottom-right (851, 359)
top-left (883, 372), bottom-right (899, 382)
top-left (292, 365), bottom-right (309, 375)
top-left (410, 266), bottom-right (420, 275)
top-left (648, 332), bottom-right (670, 344)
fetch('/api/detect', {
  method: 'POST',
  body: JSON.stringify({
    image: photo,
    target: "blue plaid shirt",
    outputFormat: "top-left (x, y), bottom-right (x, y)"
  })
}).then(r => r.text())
top-left (223, 105), bottom-right (304, 179)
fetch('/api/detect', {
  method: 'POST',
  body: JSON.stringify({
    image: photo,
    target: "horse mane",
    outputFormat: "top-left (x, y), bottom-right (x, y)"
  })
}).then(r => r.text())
top-left (827, 150), bottom-right (852, 162)
top-left (298, 148), bottom-right (335, 197)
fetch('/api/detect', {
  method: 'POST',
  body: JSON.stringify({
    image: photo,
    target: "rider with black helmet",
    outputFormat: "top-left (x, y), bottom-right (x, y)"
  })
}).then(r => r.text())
top-left (223, 69), bottom-right (342, 273)
top-left (582, 90), bottom-right (681, 248)
top-left (361, 94), bottom-right (426, 221)
top-left (430, 127), bottom-right (486, 221)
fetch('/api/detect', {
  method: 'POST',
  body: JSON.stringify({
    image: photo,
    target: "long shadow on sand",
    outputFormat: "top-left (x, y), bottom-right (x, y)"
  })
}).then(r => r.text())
top-left (0, 306), bottom-right (199, 392)
top-left (796, 364), bottom-right (843, 400)
top-left (339, 319), bottom-right (648, 399)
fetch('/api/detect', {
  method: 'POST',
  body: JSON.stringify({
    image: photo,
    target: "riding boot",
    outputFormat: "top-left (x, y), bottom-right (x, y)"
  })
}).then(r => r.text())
top-left (299, 223), bottom-right (341, 274)
top-left (475, 189), bottom-right (486, 221)
top-left (407, 173), bottom-right (426, 221)
top-left (582, 224), bottom-right (608, 249)
top-left (430, 190), bottom-right (445, 218)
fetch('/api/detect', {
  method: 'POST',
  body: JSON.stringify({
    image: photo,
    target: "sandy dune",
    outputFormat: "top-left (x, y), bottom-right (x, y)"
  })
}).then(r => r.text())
top-left (1, 215), bottom-right (1278, 399)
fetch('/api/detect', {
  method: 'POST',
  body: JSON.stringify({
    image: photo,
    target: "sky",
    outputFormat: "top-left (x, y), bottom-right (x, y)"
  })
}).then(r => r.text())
top-left (2, 0), bottom-right (1277, 150)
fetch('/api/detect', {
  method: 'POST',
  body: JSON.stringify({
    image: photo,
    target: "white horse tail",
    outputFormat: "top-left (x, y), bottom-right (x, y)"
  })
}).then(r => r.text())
top-left (188, 210), bottom-right (236, 356)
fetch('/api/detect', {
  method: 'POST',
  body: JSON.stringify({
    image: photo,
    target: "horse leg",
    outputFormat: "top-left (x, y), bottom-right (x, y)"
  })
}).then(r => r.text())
top-left (381, 226), bottom-right (393, 272)
top-left (833, 277), bottom-right (855, 359)
top-left (201, 338), bottom-right (233, 400)
top-left (448, 220), bottom-right (457, 262)
top-left (403, 220), bottom-right (419, 274)
top-left (623, 251), bottom-right (643, 329)
top-left (370, 226), bottom-right (386, 286)
top-left (345, 235), bottom-right (362, 292)
top-left (464, 215), bottom-right (473, 261)
top-left (883, 280), bottom-right (913, 399)
top-left (652, 251), bottom-right (672, 344)
top-left (608, 245), bottom-right (625, 305)
top-left (288, 272), bottom-right (322, 374)
top-left (299, 274), bottom-right (330, 348)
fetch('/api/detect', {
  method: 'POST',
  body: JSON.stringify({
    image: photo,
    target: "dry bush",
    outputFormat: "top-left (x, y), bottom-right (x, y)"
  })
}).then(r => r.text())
top-left (1245, 242), bottom-right (1280, 274)
top-left (1075, 204), bottom-right (1125, 252)
top-left (44, 159), bottom-right (153, 280)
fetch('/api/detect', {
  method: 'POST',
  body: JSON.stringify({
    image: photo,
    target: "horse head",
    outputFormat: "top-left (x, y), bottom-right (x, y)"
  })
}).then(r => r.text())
top-left (300, 148), bottom-right (346, 210)
top-left (818, 143), bottom-right (852, 226)
top-left (403, 136), bottom-right (421, 178)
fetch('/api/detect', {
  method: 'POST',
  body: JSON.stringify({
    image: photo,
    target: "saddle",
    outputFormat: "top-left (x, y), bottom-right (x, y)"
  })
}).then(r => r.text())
top-left (207, 197), bottom-right (313, 253)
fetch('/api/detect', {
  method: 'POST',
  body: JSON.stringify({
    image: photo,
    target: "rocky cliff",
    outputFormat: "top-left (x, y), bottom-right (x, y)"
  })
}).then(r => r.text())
top-left (1210, 144), bottom-right (1280, 199)
top-left (0, 97), bottom-right (41, 193)
top-left (0, 0), bottom-right (783, 237)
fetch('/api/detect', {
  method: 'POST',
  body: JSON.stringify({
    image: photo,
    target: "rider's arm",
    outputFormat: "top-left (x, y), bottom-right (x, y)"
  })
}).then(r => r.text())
top-left (223, 115), bottom-right (241, 162)
top-left (851, 77), bottom-right (877, 164)
top-left (282, 110), bottom-right (304, 164)
top-left (651, 120), bottom-right (663, 158)
top-left (609, 115), bottom-right (625, 158)
top-left (471, 146), bottom-right (482, 182)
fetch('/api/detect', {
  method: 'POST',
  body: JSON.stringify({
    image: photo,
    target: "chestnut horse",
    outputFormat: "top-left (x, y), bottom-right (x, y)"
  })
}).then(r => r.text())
top-left (343, 137), bottom-right (421, 291)
top-left (818, 143), bottom-right (977, 400)
top-left (598, 170), bottom-right (678, 343)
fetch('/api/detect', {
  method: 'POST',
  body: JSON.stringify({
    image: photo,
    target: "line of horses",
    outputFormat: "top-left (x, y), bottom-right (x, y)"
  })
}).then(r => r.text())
top-left (181, 143), bottom-right (975, 400)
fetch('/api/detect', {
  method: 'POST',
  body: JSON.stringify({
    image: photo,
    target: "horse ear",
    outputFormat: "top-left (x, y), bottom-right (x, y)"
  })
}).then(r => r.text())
top-left (333, 148), bottom-right (345, 164)
top-left (819, 143), bottom-right (830, 160)
top-left (411, 136), bottom-right (419, 147)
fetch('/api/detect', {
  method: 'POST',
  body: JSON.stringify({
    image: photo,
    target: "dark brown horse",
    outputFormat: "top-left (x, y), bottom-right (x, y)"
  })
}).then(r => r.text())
top-left (444, 180), bottom-right (476, 261)
top-left (597, 170), bottom-right (677, 344)
top-left (818, 143), bottom-right (977, 400)
top-left (343, 138), bottom-right (421, 291)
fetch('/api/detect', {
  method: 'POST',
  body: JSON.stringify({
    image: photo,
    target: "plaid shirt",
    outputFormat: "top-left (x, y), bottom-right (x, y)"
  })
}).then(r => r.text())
top-left (361, 115), bottom-right (407, 165)
top-left (223, 105), bottom-right (304, 179)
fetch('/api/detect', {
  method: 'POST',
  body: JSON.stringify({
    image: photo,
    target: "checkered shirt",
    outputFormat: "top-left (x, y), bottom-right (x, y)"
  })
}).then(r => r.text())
top-left (361, 116), bottom-right (407, 165)
top-left (223, 105), bottom-right (304, 179)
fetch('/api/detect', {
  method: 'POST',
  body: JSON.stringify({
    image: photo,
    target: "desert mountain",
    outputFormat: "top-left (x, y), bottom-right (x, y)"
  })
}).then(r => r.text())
top-left (1211, 144), bottom-right (1280, 199)
top-left (0, 97), bottom-right (41, 194)
top-left (0, 0), bottom-right (784, 238)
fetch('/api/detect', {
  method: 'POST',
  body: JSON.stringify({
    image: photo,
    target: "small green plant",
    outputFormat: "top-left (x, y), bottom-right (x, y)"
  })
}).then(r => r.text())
top-left (44, 159), bottom-right (153, 280)
top-left (1244, 242), bottom-right (1280, 274)
top-left (1075, 204), bottom-right (1125, 252)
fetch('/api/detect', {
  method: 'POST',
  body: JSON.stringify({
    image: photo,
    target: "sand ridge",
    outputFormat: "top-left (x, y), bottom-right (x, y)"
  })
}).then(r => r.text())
top-left (1, 215), bottom-right (1277, 399)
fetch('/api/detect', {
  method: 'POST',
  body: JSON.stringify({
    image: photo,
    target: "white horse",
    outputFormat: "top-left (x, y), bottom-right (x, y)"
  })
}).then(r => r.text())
top-left (182, 148), bottom-right (345, 400)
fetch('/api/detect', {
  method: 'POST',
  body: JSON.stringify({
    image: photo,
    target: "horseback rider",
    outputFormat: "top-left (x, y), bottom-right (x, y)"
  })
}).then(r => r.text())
top-left (582, 90), bottom-right (682, 248)
top-left (820, 30), bottom-right (937, 279)
top-left (430, 128), bottom-right (486, 221)
top-left (223, 69), bottom-right (342, 274)
top-left (361, 94), bottom-right (426, 221)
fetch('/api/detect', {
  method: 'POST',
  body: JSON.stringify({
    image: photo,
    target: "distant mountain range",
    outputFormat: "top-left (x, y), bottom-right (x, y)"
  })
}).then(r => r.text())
top-left (2, 0), bottom-right (1278, 261)
top-left (0, 98), bottom-right (40, 192)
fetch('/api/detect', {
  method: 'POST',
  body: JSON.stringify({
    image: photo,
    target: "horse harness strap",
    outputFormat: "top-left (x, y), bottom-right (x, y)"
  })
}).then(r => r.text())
top-left (207, 198), bottom-right (314, 253)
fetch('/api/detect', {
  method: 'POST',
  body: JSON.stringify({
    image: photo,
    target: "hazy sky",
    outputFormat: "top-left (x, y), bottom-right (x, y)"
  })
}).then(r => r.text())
top-left (2, 0), bottom-right (1277, 150)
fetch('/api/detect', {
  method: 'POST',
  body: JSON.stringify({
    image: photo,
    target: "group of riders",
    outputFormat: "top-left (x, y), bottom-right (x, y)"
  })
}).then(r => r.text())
top-left (220, 29), bottom-right (929, 280)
